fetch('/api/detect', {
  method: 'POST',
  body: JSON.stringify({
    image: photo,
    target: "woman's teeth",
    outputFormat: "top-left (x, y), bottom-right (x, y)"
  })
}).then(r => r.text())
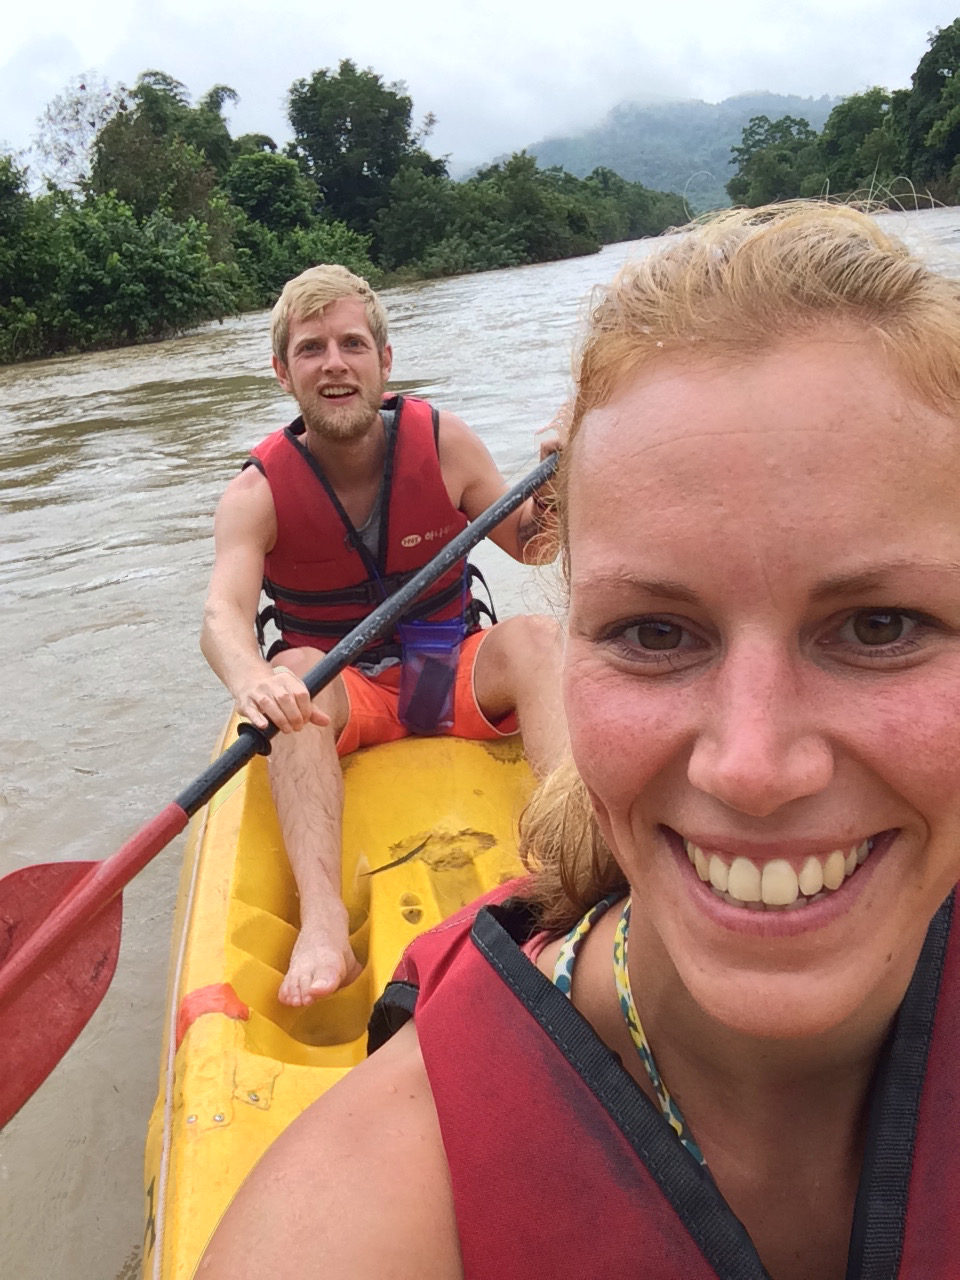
top-left (683, 838), bottom-right (874, 911)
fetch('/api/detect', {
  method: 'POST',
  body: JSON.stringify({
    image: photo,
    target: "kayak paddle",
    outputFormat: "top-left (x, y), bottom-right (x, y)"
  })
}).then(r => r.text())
top-left (0, 452), bottom-right (558, 1128)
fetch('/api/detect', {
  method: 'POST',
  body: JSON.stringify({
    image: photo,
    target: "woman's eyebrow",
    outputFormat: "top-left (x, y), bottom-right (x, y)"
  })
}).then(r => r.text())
top-left (810, 561), bottom-right (960, 601)
top-left (576, 562), bottom-right (960, 606)
top-left (573, 573), bottom-right (702, 603)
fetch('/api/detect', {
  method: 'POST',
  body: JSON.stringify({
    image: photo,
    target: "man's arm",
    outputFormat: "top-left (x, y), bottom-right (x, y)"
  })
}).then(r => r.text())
top-left (200, 467), bottom-right (326, 733)
top-left (436, 411), bottom-right (558, 564)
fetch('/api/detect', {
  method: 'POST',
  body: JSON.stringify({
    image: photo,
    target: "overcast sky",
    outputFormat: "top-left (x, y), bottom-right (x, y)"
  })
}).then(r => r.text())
top-left (2, 1), bottom-right (959, 175)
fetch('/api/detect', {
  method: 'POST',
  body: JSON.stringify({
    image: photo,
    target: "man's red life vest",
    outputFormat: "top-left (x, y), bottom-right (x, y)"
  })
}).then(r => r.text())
top-left (369, 886), bottom-right (960, 1279)
top-left (248, 394), bottom-right (479, 662)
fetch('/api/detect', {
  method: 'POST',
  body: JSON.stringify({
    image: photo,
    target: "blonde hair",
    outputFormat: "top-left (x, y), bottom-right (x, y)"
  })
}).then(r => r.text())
top-left (521, 200), bottom-right (960, 932)
top-left (270, 264), bottom-right (389, 362)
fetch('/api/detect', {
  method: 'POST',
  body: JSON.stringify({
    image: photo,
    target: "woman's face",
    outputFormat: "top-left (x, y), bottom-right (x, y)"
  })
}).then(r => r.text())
top-left (564, 331), bottom-right (960, 1039)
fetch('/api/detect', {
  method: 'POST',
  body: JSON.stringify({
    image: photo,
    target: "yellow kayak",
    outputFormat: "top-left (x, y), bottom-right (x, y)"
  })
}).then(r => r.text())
top-left (141, 716), bottom-right (534, 1279)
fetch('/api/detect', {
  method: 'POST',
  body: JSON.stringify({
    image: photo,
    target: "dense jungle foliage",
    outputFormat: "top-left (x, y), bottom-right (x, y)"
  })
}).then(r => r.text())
top-left (0, 62), bottom-right (686, 364)
top-left (725, 21), bottom-right (960, 206)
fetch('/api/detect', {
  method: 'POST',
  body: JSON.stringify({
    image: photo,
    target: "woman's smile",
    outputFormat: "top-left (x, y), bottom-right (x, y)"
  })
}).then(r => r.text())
top-left (678, 829), bottom-right (878, 909)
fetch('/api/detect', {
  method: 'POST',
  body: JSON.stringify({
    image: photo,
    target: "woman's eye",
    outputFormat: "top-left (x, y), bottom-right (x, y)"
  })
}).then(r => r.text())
top-left (822, 607), bottom-right (939, 664)
top-left (629, 620), bottom-right (685, 650)
top-left (605, 617), bottom-right (708, 668)
top-left (849, 610), bottom-right (913, 646)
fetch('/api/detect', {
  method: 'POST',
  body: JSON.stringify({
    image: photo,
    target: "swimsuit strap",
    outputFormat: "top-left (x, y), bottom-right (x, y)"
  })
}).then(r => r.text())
top-left (552, 893), bottom-right (623, 996)
top-left (613, 898), bottom-right (706, 1166)
top-left (551, 893), bottom-right (706, 1167)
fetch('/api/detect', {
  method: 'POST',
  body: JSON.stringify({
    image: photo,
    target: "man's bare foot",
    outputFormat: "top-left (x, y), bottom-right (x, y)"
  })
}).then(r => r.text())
top-left (278, 927), bottom-right (363, 1006)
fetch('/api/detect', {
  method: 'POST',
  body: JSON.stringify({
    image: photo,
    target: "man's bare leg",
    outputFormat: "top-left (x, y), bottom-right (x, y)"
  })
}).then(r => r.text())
top-left (266, 650), bottom-right (362, 1006)
top-left (472, 615), bottom-right (567, 776)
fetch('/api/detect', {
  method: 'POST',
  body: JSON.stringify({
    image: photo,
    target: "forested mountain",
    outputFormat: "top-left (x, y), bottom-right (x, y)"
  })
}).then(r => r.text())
top-left (527, 93), bottom-right (841, 211)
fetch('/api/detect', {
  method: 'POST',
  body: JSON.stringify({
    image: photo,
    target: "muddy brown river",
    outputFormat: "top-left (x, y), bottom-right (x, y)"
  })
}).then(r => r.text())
top-left (1, 209), bottom-right (959, 1278)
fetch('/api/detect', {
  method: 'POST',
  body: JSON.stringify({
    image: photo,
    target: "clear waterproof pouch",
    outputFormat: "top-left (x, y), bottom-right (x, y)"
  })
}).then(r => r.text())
top-left (397, 616), bottom-right (467, 735)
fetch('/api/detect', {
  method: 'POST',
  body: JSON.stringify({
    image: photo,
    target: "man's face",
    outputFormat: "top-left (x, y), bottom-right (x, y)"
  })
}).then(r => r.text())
top-left (273, 298), bottom-right (393, 443)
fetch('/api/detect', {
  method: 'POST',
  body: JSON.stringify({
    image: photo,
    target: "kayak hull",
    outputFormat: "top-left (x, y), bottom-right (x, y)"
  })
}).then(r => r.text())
top-left (142, 722), bottom-right (534, 1278)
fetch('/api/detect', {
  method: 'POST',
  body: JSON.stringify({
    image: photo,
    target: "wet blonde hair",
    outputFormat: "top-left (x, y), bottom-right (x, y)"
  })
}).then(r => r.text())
top-left (521, 200), bottom-right (960, 932)
top-left (270, 264), bottom-right (389, 362)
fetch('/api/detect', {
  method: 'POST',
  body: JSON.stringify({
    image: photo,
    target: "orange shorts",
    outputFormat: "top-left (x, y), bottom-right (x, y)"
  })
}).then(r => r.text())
top-left (335, 628), bottom-right (519, 757)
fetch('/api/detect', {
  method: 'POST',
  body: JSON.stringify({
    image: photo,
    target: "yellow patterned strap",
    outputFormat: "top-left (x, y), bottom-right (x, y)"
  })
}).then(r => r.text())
top-left (552, 894), bottom-right (622, 996)
top-left (552, 894), bottom-right (706, 1166)
top-left (613, 899), bottom-right (706, 1166)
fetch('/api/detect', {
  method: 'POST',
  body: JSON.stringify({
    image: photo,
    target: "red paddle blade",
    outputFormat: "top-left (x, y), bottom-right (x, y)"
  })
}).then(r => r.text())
top-left (0, 862), bottom-right (122, 1127)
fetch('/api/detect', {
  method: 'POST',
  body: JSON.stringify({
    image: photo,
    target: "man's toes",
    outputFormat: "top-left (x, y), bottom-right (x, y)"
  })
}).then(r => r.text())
top-left (306, 962), bottom-right (342, 1000)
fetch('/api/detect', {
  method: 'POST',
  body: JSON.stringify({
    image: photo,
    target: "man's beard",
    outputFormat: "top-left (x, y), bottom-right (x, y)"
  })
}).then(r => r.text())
top-left (300, 381), bottom-right (385, 442)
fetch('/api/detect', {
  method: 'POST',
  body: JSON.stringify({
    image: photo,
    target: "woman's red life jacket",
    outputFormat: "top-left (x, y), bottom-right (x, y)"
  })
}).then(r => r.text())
top-left (248, 394), bottom-right (480, 662)
top-left (369, 885), bottom-right (960, 1279)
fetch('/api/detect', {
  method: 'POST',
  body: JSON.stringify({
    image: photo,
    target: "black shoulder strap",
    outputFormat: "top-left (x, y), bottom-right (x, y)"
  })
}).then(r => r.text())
top-left (376, 399), bottom-right (400, 572)
top-left (845, 892), bottom-right (954, 1279)
top-left (367, 980), bottom-right (420, 1053)
top-left (284, 420), bottom-right (387, 588)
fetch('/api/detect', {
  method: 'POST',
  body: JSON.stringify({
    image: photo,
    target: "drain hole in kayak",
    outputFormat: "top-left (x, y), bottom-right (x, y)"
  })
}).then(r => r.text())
top-left (399, 892), bottom-right (423, 925)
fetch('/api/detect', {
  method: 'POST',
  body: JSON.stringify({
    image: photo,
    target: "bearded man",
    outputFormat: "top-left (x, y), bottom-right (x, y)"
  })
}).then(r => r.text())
top-left (200, 265), bottom-right (564, 1005)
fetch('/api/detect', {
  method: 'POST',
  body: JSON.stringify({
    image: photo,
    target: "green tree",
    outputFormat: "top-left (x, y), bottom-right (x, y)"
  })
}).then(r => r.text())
top-left (897, 19), bottom-right (960, 184)
top-left (471, 152), bottom-right (600, 263)
top-left (234, 133), bottom-right (278, 156)
top-left (186, 83), bottom-right (240, 174)
top-left (0, 156), bottom-right (67, 360)
top-left (727, 115), bottom-right (820, 204)
top-left (50, 194), bottom-right (235, 345)
top-left (581, 166), bottom-right (685, 239)
top-left (412, 178), bottom-right (525, 277)
top-left (0, 181), bottom-right (240, 362)
top-left (228, 207), bottom-right (378, 306)
top-left (287, 60), bottom-right (443, 231)
top-left (90, 71), bottom-right (241, 219)
top-left (220, 152), bottom-right (316, 232)
top-left (921, 68), bottom-right (960, 190)
top-left (91, 114), bottom-right (217, 221)
top-left (818, 88), bottom-right (900, 193)
top-left (372, 165), bottom-right (456, 269)
top-left (730, 115), bottom-right (815, 167)
top-left (581, 167), bottom-right (631, 241)
top-left (124, 71), bottom-right (238, 171)
top-left (4, 60), bottom-right (699, 362)
top-left (0, 153), bottom-right (35, 297)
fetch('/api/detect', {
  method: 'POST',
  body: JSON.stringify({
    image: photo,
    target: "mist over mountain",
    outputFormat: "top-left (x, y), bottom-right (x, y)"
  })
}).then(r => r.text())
top-left (525, 92), bottom-right (842, 211)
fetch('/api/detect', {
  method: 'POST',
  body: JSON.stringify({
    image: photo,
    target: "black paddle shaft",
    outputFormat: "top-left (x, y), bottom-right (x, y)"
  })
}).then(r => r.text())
top-left (175, 453), bottom-right (559, 817)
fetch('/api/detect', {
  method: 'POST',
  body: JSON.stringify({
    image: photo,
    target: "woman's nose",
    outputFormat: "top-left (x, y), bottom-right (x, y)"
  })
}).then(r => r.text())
top-left (686, 642), bottom-right (834, 818)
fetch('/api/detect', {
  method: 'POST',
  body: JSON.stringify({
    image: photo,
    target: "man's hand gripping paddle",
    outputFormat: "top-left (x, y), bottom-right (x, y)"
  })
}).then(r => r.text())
top-left (0, 453), bottom-right (559, 1128)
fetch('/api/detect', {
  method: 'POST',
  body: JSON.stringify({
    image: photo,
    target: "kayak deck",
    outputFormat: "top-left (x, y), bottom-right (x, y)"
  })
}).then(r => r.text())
top-left (142, 721), bottom-right (534, 1278)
